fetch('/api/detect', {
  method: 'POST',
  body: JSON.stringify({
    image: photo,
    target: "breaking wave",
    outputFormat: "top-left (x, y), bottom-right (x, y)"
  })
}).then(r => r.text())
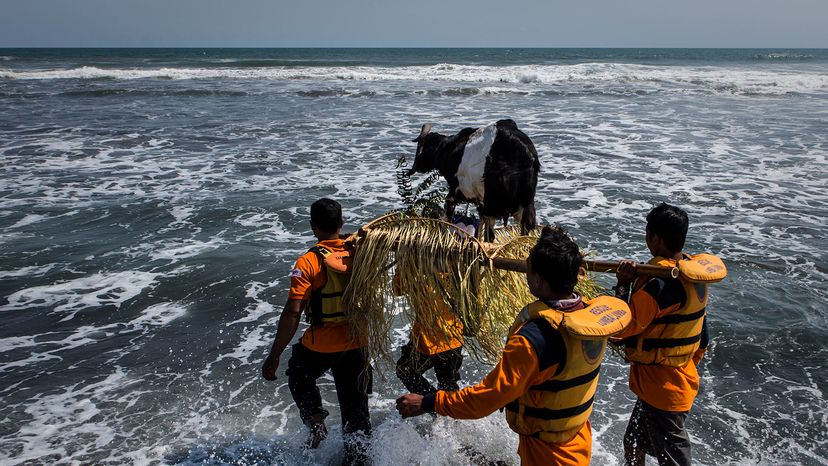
top-left (2, 63), bottom-right (826, 96)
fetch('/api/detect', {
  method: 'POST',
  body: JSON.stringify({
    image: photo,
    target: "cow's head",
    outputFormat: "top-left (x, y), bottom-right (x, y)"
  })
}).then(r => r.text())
top-left (406, 123), bottom-right (440, 176)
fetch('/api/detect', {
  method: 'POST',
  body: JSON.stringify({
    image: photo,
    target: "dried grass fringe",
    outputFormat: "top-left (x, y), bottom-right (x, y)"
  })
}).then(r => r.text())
top-left (343, 214), bottom-right (604, 366)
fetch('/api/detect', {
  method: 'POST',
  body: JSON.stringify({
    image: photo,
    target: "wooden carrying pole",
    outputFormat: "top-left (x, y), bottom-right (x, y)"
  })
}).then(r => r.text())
top-left (345, 220), bottom-right (679, 279)
top-left (490, 257), bottom-right (679, 278)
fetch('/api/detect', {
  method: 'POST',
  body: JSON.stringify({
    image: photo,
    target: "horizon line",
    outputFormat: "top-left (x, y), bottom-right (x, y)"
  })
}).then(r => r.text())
top-left (2, 46), bottom-right (827, 50)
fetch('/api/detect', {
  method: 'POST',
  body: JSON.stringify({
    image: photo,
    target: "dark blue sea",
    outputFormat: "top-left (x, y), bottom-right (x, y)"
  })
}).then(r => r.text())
top-left (1, 48), bottom-right (827, 465)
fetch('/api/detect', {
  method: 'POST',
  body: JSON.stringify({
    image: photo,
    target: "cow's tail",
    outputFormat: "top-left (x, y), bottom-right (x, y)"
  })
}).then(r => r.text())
top-left (521, 200), bottom-right (537, 235)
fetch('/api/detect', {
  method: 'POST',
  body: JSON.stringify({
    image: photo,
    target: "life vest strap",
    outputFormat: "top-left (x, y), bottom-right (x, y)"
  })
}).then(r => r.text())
top-left (651, 308), bottom-right (705, 325)
top-left (642, 333), bottom-right (702, 351)
top-left (319, 291), bottom-right (344, 299)
top-left (530, 365), bottom-right (601, 392)
top-left (310, 245), bottom-right (330, 256)
top-left (506, 395), bottom-right (595, 421)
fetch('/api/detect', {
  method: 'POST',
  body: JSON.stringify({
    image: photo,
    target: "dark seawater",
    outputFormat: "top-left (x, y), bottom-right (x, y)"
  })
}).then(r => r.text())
top-left (1, 48), bottom-right (827, 465)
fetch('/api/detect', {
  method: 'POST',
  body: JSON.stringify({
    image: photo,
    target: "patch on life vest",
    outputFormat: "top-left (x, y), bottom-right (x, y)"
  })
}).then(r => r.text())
top-left (582, 339), bottom-right (605, 365)
top-left (288, 269), bottom-right (303, 278)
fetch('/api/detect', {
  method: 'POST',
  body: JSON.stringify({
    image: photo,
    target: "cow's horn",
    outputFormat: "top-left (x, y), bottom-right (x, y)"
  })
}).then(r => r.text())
top-left (414, 123), bottom-right (432, 142)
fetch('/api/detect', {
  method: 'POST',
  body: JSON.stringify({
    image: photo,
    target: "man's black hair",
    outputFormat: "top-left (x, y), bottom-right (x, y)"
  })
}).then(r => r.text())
top-left (529, 225), bottom-right (582, 295)
top-left (310, 198), bottom-right (343, 233)
top-left (646, 202), bottom-right (689, 253)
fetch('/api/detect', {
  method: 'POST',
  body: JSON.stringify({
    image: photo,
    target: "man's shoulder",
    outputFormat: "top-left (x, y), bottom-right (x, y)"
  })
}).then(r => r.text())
top-left (315, 239), bottom-right (347, 251)
top-left (640, 277), bottom-right (686, 310)
top-left (292, 248), bottom-right (324, 276)
top-left (516, 318), bottom-right (565, 371)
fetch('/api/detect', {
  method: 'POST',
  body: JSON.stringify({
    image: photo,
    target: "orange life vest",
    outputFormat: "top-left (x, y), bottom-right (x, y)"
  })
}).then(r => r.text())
top-left (623, 253), bottom-right (726, 367)
top-left (505, 296), bottom-right (630, 443)
top-left (307, 245), bottom-right (353, 326)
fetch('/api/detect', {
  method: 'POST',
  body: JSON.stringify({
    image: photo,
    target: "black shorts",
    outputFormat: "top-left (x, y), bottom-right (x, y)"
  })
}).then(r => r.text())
top-left (624, 398), bottom-right (692, 466)
top-left (395, 341), bottom-right (463, 394)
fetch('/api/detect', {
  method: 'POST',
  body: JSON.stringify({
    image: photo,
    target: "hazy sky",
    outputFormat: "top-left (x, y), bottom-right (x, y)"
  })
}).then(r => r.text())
top-left (1, 0), bottom-right (826, 48)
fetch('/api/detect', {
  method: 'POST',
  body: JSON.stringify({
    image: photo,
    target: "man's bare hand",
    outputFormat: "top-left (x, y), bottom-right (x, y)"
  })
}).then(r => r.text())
top-left (395, 394), bottom-right (425, 418)
top-left (261, 354), bottom-right (279, 381)
top-left (616, 259), bottom-right (637, 286)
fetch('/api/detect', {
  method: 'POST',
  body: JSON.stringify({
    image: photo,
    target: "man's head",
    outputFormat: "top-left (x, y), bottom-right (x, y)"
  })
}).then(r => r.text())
top-left (527, 225), bottom-right (582, 299)
top-left (310, 198), bottom-right (343, 235)
top-left (645, 202), bottom-right (688, 256)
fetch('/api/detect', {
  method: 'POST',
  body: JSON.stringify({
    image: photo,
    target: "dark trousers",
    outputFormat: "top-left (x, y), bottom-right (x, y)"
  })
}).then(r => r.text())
top-left (286, 343), bottom-right (372, 464)
top-left (624, 398), bottom-right (692, 466)
top-left (395, 341), bottom-right (463, 395)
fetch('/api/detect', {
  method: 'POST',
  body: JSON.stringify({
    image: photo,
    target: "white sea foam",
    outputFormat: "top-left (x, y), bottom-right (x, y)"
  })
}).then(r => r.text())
top-left (5, 367), bottom-right (151, 464)
top-left (0, 264), bottom-right (56, 279)
top-left (233, 211), bottom-right (295, 242)
top-left (168, 204), bottom-right (197, 226)
top-left (1, 270), bottom-right (160, 320)
top-left (148, 236), bottom-right (228, 263)
top-left (124, 302), bottom-right (187, 328)
top-left (8, 214), bottom-right (48, 229)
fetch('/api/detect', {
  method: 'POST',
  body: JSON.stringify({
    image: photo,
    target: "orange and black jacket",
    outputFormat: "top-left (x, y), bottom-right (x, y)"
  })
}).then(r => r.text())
top-left (422, 298), bottom-right (603, 432)
top-left (619, 269), bottom-right (710, 366)
top-left (614, 256), bottom-right (713, 411)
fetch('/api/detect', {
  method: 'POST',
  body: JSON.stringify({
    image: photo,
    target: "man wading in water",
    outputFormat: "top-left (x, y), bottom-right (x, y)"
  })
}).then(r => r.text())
top-left (612, 203), bottom-right (726, 466)
top-left (396, 226), bottom-right (631, 465)
top-left (262, 198), bottom-right (371, 465)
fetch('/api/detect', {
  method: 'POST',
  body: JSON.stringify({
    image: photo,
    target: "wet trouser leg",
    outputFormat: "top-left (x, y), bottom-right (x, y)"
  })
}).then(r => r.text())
top-left (287, 343), bottom-right (373, 465)
top-left (286, 343), bottom-right (332, 424)
top-left (433, 346), bottom-right (463, 391)
top-left (330, 347), bottom-right (373, 466)
top-left (624, 398), bottom-right (691, 466)
top-left (395, 341), bottom-right (437, 395)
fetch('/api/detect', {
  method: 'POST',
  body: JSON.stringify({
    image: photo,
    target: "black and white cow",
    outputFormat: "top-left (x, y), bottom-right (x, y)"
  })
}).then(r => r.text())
top-left (406, 119), bottom-right (540, 240)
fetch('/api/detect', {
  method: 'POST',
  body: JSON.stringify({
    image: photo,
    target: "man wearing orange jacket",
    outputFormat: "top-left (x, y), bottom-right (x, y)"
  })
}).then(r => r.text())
top-left (613, 203), bottom-right (726, 466)
top-left (396, 226), bottom-right (630, 465)
top-left (261, 198), bottom-right (371, 466)
top-left (393, 272), bottom-right (464, 395)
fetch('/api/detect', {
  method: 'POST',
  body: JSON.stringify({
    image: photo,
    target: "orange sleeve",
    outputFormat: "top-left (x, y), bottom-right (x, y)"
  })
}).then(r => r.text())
top-left (287, 252), bottom-right (322, 301)
top-left (434, 334), bottom-right (548, 419)
top-left (614, 286), bottom-right (661, 339)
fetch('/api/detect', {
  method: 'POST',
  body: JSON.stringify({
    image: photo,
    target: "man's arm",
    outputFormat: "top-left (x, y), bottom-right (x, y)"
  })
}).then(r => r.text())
top-left (613, 261), bottom-right (662, 340)
top-left (396, 333), bottom-right (547, 419)
top-left (261, 299), bottom-right (304, 381)
top-left (614, 259), bottom-right (637, 300)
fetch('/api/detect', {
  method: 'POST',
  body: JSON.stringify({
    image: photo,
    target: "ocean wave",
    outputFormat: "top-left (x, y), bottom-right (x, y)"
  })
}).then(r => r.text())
top-left (296, 88), bottom-right (384, 98)
top-left (2, 63), bottom-right (826, 96)
top-left (753, 52), bottom-right (815, 60)
top-left (59, 88), bottom-right (251, 98)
